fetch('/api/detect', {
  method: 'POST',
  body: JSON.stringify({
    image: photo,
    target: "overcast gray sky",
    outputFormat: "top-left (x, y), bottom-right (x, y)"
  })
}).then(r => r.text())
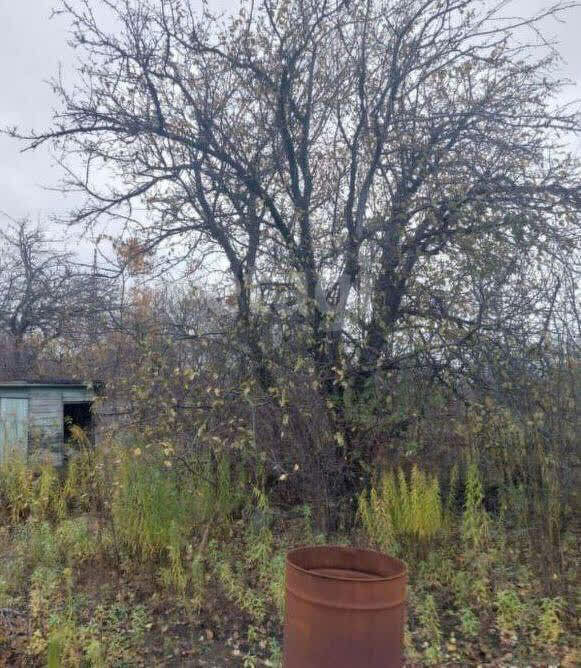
top-left (0, 0), bottom-right (579, 255)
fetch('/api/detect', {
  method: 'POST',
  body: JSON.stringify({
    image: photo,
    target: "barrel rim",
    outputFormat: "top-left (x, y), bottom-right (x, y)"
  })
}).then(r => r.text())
top-left (286, 545), bottom-right (408, 582)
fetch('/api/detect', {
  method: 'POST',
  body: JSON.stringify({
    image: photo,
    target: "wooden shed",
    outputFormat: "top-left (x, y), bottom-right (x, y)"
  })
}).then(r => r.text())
top-left (0, 380), bottom-right (96, 465)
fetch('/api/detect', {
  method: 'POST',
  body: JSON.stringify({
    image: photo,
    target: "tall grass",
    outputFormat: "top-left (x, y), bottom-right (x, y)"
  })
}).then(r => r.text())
top-left (0, 455), bottom-right (36, 522)
top-left (112, 454), bottom-right (188, 562)
top-left (358, 464), bottom-right (443, 558)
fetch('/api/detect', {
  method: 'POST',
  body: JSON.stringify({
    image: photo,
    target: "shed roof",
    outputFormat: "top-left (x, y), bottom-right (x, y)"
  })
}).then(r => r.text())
top-left (0, 379), bottom-right (90, 388)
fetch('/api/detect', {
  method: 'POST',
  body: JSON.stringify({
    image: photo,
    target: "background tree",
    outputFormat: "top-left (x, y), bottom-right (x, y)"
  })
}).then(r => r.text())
top-left (0, 218), bottom-right (117, 378)
top-left (10, 0), bottom-right (580, 509)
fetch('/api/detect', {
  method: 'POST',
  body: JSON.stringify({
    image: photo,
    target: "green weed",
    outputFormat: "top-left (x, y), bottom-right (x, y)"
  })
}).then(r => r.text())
top-left (359, 465), bottom-right (443, 557)
top-left (459, 607), bottom-right (480, 638)
top-left (462, 458), bottom-right (489, 551)
top-left (536, 596), bottom-right (565, 645)
top-left (418, 593), bottom-right (443, 664)
top-left (495, 588), bottom-right (525, 635)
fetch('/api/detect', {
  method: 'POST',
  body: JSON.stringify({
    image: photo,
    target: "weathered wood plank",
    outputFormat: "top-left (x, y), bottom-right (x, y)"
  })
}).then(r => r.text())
top-left (29, 390), bottom-right (63, 463)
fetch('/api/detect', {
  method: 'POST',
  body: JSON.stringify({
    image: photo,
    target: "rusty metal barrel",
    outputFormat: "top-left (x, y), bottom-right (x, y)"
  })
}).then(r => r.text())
top-left (283, 545), bottom-right (407, 668)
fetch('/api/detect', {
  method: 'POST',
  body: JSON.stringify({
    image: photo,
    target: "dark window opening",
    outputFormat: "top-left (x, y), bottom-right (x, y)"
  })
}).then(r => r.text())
top-left (63, 402), bottom-right (93, 446)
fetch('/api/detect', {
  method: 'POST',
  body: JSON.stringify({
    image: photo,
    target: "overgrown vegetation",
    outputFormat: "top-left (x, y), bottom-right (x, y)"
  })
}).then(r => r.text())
top-left (0, 383), bottom-right (578, 666)
top-left (0, 0), bottom-right (580, 664)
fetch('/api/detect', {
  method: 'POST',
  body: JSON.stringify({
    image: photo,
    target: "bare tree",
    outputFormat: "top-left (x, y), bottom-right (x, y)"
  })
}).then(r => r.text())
top-left (0, 219), bottom-right (116, 378)
top-left (9, 0), bottom-right (581, 495)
